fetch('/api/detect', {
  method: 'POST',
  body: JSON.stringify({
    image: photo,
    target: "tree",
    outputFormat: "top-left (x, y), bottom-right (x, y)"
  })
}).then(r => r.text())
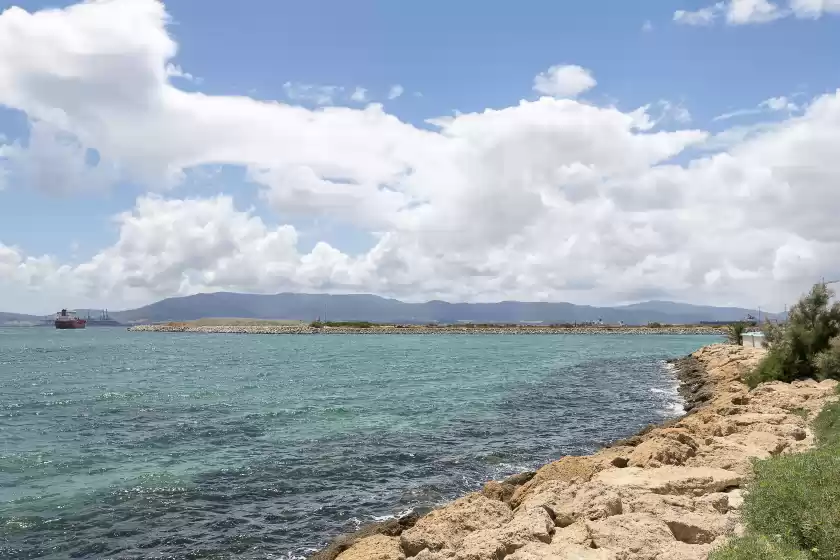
top-left (727, 322), bottom-right (747, 345)
top-left (749, 283), bottom-right (840, 386)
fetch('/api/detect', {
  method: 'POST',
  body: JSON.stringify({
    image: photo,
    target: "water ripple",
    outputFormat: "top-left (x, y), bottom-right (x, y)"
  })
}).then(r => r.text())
top-left (0, 328), bottom-right (718, 559)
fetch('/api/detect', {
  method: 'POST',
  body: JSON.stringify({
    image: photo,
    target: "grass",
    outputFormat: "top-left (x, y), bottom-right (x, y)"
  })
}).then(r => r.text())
top-left (791, 407), bottom-right (810, 420)
top-left (710, 395), bottom-right (840, 560)
top-left (711, 534), bottom-right (811, 560)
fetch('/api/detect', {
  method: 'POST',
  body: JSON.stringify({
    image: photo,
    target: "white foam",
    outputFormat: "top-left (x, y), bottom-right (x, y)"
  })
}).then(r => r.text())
top-left (371, 508), bottom-right (414, 522)
top-left (654, 361), bottom-right (687, 417)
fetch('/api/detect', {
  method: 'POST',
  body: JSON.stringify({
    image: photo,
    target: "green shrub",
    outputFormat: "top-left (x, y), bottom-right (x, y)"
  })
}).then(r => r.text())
top-left (727, 322), bottom-right (747, 345)
top-left (814, 400), bottom-right (840, 449)
top-left (815, 337), bottom-right (840, 380)
top-left (710, 534), bottom-right (811, 560)
top-left (750, 283), bottom-right (840, 387)
top-left (647, 321), bottom-right (663, 328)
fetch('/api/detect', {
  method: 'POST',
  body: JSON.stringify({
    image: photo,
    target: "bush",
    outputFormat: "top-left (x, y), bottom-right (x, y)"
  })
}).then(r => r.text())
top-left (711, 401), bottom-right (840, 560)
top-left (710, 534), bottom-right (810, 560)
top-left (647, 321), bottom-right (663, 328)
top-left (727, 322), bottom-right (747, 345)
top-left (815, 337), bottom-right (840, 380)
top-left (748, 283), bottom-right (840, 387)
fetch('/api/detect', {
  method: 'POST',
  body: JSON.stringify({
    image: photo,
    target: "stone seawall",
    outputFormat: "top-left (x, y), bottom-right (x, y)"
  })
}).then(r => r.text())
top-left (128, 324), bottom-right (726, 336)
top-left (312, 344), bottom-right (838, 560)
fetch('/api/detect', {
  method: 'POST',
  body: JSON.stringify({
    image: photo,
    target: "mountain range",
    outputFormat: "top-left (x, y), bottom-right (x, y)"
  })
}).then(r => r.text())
top-left (0, 292), bottom-right (777, 326)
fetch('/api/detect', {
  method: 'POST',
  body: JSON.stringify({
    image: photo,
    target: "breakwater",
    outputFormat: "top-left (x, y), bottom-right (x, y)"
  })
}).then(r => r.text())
top-left (128, 324), bottom-right (726, 335)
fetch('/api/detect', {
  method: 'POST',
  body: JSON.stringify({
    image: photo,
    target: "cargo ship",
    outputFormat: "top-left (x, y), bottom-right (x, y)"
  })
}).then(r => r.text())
top-left (55, 309), bottom-right (86, 329)
top-left (85, 309), bottom-right (121, 327)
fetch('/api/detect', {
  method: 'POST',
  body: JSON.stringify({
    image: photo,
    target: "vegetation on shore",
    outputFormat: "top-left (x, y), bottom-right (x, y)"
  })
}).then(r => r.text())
top-left (710, 391), bottom-right (840, 560)
top-left (713, 282), bottom-right (840, 560)
top-left (746, 283), bottom-right (840, 388)
top-left (726, 321), bottom-right (747, 345)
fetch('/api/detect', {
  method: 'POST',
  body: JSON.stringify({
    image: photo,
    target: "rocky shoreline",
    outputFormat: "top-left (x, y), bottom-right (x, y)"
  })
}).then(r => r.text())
top-left (310, 344), bottom-right (838, 560)
top-left (128, 324), bottom-right (726, 336)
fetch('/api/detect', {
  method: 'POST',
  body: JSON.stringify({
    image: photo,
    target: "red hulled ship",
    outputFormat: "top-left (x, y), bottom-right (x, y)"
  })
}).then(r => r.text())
top-left (55, 309), bottom-right (86, 329)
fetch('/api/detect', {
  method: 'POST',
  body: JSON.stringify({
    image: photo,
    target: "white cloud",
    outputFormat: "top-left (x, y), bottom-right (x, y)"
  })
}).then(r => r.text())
top-left (675, 0), bottom-right (840, 24)
top-left (726, 0), bottom-right (784, 23)
top-left (533, 65), bottom-right (597, 98)
top-left (388, 84), bottom-right (404, 100)
top-left (674, 3), bottom-right (724, 25)
top-left (790, 0), bottom-right (840, 18)
top-left (1, 0), bottom-right (840, 313)
top-left (714, 95), bottom-right (801, 121)
top-left (350, 87), bottom-right (368, 102)
top-left (165, 63), bottom-right (199, 83)
top-left (282, 82), bottom-right (343, 105)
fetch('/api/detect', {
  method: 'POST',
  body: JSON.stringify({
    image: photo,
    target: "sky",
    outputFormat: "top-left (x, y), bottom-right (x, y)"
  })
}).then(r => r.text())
top-left (1, 0), bottom-right (839, 314)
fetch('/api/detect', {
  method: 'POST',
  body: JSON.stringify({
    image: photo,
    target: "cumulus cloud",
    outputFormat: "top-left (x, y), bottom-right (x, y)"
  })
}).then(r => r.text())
top-left (675, 0), bottom-right (840, 25)
top-left (533, 65), bottom-right (597, 98)
top-left (1, 0), bottom-right (840, 313)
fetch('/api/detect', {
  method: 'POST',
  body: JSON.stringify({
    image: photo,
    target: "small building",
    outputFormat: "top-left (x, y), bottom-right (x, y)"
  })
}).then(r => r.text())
top-left (742, 332), bottom-right (766, 348)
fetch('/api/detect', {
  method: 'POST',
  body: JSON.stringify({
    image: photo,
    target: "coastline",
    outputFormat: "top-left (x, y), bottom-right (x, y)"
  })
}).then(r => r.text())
top-left (128, 324), bottom-right (727, 336)
top-left (310, 344), bottom-right (838, 560)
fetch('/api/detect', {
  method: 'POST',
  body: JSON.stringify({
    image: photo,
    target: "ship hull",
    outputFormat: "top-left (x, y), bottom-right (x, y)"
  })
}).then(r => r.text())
top-left (55, 320), bottom-right (86, 329)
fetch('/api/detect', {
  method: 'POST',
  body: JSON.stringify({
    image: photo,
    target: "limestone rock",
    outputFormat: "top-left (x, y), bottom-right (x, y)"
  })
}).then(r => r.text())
top-left (511, 456), bottom-right (600, 508)
top-left (413, 550), bottom-right (456, 559)
top-left (587, 513), bottom-right (676, 560)
top-left (726, 489), bottom-right (744, 510)
top-left (400, 493), bottom-right (513, 556)
top-left (654, 541), bottom-right (714, 560)
top-left (517, 480), bottom-right (622, 527)
top-left (454, 507), bottom-right (553, 560)
top-left (334, 535), bottom-right (404, 560)
top-left (594, 466), bottom-right (741, 497)
top-left (627, 435), bottom-right (696, 468)
top-left (507, 543), bottom-right (618, 559)
top-left (481, 480), bottom-right (516, 503)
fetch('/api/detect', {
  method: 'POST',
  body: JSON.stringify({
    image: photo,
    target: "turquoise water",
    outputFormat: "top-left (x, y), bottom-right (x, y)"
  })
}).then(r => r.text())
top-left (0, 328), bottom-right (718, 559)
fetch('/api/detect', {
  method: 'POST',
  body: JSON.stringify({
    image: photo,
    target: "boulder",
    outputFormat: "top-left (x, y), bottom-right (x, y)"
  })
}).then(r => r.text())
top-left (517, 479), bottom-right (622, 526)
top-left (454, 507), bottom-right (553, 560)
top-left (311, 512), bottom-right (419, 560)
top-left (586, 513), bottom-right (676, 560)
top-left (627, 436), bottom-right (695, 468)
top-left (593, 466), bottom-right (742, 497)
top-left (510, 456), bottom-right (600, 508)
top-left (400, 493), bottom-right (513, 556)
top-left (334, 535), bottom-right (404, 560)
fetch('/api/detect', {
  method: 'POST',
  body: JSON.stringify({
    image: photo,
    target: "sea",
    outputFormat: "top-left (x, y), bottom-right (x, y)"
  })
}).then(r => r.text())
top-left (0, 328), bottom-right (719, 559)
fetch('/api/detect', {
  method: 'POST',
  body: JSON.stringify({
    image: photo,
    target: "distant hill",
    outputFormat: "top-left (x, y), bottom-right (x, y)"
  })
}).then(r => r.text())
top-left (95, 292), bottom-right (778, 326)
top-left (0, 312), bottom-right (45, 326)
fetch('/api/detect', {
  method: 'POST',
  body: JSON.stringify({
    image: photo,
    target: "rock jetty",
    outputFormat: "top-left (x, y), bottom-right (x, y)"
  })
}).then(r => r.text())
top-left (312, 344), bottom-right (838, 560)
top-left (128, 324), bottom-right (726, 336)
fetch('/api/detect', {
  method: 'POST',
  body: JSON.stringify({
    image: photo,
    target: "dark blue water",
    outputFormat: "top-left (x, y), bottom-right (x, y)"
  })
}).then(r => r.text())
top-left (0, 328), bottom-right (718, 559)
